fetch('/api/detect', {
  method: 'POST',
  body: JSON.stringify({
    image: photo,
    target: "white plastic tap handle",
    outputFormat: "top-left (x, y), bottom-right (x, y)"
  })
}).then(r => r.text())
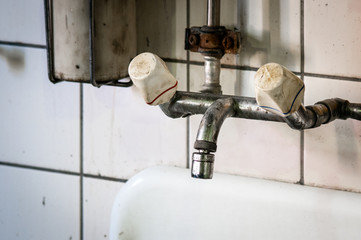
top-left (254, 63), bottom-right (305, 117)
top-left (128, 52), bottom-right (178, 105)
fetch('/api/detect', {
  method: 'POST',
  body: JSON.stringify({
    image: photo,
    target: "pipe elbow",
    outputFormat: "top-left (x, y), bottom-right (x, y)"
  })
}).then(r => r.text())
top-left (285, 98), bottom-right (354, 130)
top-left (194, 97), bottom-right (236, 152)
top-left (159, 92), bottom-right (187, 118)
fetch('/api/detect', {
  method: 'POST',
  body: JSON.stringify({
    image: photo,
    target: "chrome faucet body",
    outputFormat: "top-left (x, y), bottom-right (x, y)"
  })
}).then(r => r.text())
top-left (160, 91), bottom-right (361, 179)
top-left (128, 0), bottom-right (361, 180)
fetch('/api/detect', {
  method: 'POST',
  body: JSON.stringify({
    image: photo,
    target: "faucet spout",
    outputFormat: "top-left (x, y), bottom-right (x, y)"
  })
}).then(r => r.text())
top-left (191, 98), bottom-right (236, 179)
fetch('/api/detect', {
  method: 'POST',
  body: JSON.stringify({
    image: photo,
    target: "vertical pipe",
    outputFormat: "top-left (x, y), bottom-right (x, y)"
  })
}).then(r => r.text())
top-left (202, 0), bottom-right (222, 94)
top-left (201, 56), bottom-right (222, 94)
top-left (207, 0), bottom-right (220, 26)
top-left (300, 0), bottom-right (305, 185)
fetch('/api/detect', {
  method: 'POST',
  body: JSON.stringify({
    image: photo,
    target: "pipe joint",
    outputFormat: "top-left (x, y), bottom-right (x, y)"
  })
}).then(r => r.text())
top-left (316, 98), bottom-right (350, 121)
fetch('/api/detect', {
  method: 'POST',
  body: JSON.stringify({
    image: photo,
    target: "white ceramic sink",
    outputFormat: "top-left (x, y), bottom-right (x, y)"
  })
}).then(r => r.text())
top-left (109, 166), bottom-right (361, 240)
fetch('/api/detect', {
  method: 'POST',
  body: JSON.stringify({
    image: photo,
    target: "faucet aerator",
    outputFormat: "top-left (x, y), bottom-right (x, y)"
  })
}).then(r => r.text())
top-left (191, 152), bottom-right (215, 179)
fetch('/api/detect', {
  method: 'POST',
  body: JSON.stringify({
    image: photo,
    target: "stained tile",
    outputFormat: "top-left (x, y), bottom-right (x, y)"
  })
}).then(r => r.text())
top-left (189, 0), bottom-right (300, 71)
top-left (84, 177), bottom-right (124, 240)
top-left (304, 76), bottom-right (361, 192)
top-left (83, 63), bottom-right (187, 179)
top-left (136, 0), bottom-right (187, 60)
top-left (189, 65), bottom-right (301, 182)
top-left (0, 166), bottom-right (79, 240)
top-left (0, 46), bottom-right (80, 172)
top-left (305, 0), bottom-right (361, 78)
top-left (0, 0), bottom-right (45, 45)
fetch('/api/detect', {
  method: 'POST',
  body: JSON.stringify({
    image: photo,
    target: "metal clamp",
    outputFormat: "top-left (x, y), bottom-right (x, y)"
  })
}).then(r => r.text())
top-left (185, 26), bottom-right (241, 59)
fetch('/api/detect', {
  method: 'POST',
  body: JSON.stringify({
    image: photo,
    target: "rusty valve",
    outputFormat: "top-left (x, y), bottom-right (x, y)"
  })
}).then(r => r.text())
top-left (185, 26), bottom-right (240, 59)
top-left (222, 37), bottom-right (234, 50)
top-left (188, 34), bottom-right (199, 47)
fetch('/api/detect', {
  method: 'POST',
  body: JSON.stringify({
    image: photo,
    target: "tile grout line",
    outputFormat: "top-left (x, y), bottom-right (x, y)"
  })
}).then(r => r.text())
top-left (0, 40), bottom-right (46, 49)
top-left (186, 0), bottom-right (190, 169)
top-left (299, 0), bottom-right (305, 185)
top-left (83, 173), bottom-right (127, 183)
top-left (0, 161), bottom-right (80, 176)
top-left (163, 58), bottom-right (361, 83)
top-left (303, 72), bottom-right (361, 82)
top-left (0, 161), bottom-right (127, 182)
top-left (0, 40), bottom-right (359, 83)
top-left (79, 83), bottom-right (84, 240)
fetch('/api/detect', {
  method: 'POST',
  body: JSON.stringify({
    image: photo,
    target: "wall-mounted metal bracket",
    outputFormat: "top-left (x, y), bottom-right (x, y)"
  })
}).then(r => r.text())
top-left (44, 0), bottom-right (134, 88)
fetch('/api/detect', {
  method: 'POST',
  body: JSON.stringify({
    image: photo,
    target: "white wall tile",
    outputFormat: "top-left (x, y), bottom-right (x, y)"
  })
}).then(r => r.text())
top-left (304, 76), bottom-right (361, 192)
top-left (188, 0), bottom-right (205, 63)
top-left (238, 0), bottom-right (300, 70)
top-left (189, 64), bottom-right (254, 96)
top-left (0, 46), bottom-right (80, 172)
top-left (305, 0), bottom-right (361, 78)
top-left (0, 0), bottom-right (45, 45)
top-left (189, 0), bottom-right (300, 71)
top-left (83, 63), bottom-right (187, 179)
top-left (84, 177), bottom-right (124, 240)
top-left (0, 166), bottom-right (79, 240)
top-left (189, 65), bottom-right (301, 182)
top-left (136, 0), bottom-right (186, 60)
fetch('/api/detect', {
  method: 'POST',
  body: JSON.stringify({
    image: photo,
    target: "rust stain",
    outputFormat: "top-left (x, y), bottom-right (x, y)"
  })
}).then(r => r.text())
top-left (112, 39), bottom-right (121, 54)
top-left (65, 14), bottom-right (68, 30)
top-left (306, 182), bottom-right (361, 194)
top-left (200, 33), bottom-right (221, 49)
top-left (55, 72), bottom-right (90, 82)
top-left (0, 47), bottom-right (25, 71)
top-left (112, 39), bottom-right (126, 55)
top-left (186, 27), bottom-right (240, 57)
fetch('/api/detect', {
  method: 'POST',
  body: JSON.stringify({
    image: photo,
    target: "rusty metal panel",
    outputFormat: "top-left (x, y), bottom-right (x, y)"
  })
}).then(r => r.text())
top-left (50, 0), bottom-right (136, 84)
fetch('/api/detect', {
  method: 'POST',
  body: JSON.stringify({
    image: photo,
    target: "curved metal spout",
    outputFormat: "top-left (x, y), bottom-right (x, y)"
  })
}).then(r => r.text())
top-left (191, 98), bottom-right (235, 179)
top-left (194, 98), bottom-right (236, 152)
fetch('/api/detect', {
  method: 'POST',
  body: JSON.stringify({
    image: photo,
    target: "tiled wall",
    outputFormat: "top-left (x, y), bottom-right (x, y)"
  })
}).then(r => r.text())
top-left (0, 0), bottom-right (361, 239)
